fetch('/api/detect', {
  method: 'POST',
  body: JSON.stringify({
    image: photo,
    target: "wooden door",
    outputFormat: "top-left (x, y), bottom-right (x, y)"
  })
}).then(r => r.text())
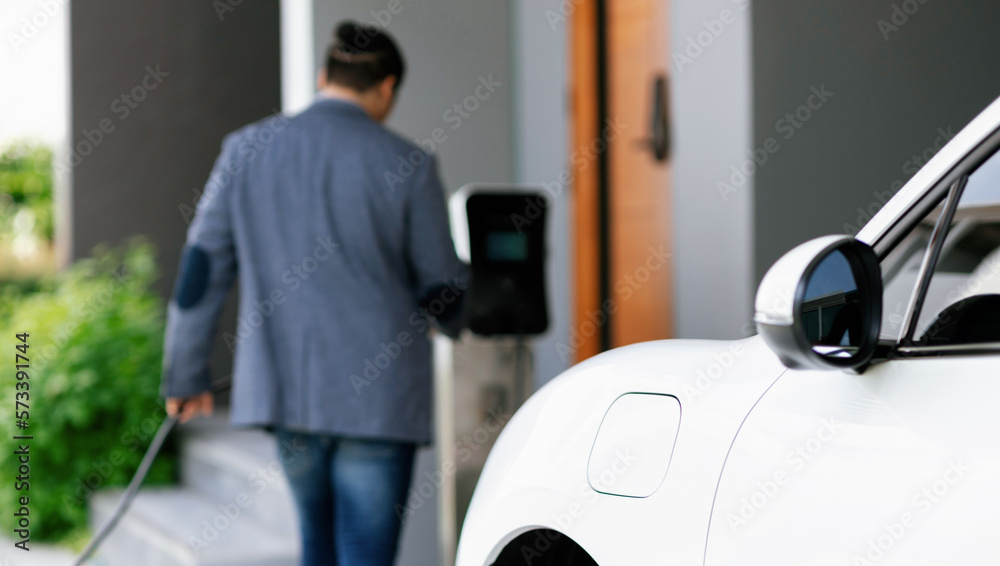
top-left (571, 0), bottom-right (673, 362)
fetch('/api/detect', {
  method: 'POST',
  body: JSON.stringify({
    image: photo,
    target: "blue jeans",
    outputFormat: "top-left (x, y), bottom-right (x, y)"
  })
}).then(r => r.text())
top-left (275, 429), bottom-right (416, 566)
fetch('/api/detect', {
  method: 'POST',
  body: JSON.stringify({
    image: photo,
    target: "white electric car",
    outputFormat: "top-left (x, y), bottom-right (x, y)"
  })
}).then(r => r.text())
top-left (456, 95), bottom-right (1000, 565)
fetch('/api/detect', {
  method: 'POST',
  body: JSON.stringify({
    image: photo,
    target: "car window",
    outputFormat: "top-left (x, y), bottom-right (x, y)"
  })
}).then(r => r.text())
top-left (879, 145), bottom-right (1000, 345)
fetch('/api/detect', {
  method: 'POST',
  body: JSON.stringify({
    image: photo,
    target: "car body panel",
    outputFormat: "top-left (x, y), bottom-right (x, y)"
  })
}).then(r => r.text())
top-left (456, 338), bottom-right (786, 565)
top-left (706, 355), bottom-right (1000, 565)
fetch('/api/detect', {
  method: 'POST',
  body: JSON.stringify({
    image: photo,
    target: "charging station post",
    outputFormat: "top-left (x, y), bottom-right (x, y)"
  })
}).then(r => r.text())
top-left (435, 184), bottom-right (550, 565)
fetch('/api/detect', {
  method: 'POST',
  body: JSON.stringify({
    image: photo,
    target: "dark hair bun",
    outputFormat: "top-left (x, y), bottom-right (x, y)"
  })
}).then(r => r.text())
top-left (325, 20), bottom-right (406, 92)
top-left (333, 21), bottom-right (364, 54)
top-left (333, 21), bottom-right (395, 55)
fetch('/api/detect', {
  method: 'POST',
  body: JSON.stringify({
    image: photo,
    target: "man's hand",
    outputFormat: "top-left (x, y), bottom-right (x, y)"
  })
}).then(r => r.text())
top-left (166, 391), bottom-right (214, 423)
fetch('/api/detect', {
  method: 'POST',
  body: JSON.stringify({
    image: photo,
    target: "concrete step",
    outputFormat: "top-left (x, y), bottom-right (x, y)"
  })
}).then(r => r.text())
top-left (179, 421), bottom-right (298, 537)
top-left (0, 534), bottom-right (80, 565)
top-left (90, 487), bottom-right (299, 566)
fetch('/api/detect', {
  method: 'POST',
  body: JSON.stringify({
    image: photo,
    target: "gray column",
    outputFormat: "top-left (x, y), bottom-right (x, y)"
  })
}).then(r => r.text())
top-left (752, 0), bottom-right (1000, 283)
top-left (69, 0), bottom-right (282, 379)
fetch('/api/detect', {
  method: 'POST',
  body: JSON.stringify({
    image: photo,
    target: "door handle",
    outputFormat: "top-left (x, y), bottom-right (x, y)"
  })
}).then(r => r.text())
top-left (637, 74), bottom-right (670, 162)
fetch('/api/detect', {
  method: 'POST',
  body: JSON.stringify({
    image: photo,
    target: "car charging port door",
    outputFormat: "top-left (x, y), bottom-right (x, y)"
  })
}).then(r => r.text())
top-left (588, 393), bottom-right (681, 498)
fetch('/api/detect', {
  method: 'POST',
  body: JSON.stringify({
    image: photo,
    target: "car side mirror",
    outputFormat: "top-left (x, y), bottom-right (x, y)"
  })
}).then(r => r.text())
top-left (755, 235), bottom-right (882, 371)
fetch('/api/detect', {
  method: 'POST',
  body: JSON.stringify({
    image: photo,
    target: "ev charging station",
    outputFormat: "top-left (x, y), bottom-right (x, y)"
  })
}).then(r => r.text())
top-left (434, 184), bottom-right (549, 564)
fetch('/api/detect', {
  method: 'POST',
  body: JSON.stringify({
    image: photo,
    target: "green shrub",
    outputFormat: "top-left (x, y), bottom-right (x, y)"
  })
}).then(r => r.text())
top-left (0, 240), bottom-right (176, 542)
top-left (0, 142), bottom-right (54, 243)
top-left (0, 277), bottom-right (45, 321)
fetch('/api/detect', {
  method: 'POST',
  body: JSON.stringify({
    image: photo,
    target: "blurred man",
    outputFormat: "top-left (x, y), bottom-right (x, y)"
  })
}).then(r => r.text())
top-left (161, 21), bottom-right (466, 566)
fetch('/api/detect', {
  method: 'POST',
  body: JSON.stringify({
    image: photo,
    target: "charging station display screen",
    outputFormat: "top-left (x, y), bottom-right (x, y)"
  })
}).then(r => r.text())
top-left (486, 231), bottom-right (528, 262)
top-left (463, 191), bottom-right (548, 335)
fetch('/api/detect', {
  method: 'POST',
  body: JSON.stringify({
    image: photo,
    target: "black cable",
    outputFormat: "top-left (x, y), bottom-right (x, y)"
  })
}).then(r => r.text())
top-left (72, 378), bottom-right (231, 565)
top-left (72, 414), bottom-right (178, 566)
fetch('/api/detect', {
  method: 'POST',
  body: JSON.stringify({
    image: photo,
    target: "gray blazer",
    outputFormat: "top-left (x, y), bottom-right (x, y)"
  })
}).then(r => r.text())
top-left (162, 97), bottom-right (467, 444)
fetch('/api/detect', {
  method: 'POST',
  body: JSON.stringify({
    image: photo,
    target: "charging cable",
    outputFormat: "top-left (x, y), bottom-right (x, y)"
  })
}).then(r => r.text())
top-left (72, 378), bottom-right (231, 565)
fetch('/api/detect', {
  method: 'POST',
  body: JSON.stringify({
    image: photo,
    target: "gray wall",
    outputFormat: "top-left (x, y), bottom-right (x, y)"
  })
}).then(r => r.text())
top-left (670, 0), bottom-right (1000, 338)
top-left (312, 1), bottom-right (512, 191)
top-left (70, 0), bottom-right (281, 378)
top-left (671, 0), bottom-right (755, 339)
top-left (752, 0), bottom-right (1000, 283)
top-left (510, 0), bottom-right (571, 386)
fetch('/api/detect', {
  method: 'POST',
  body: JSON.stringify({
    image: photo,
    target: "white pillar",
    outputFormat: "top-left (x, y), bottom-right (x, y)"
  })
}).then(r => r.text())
top-left (280, 0), bottom-right (315, 115)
